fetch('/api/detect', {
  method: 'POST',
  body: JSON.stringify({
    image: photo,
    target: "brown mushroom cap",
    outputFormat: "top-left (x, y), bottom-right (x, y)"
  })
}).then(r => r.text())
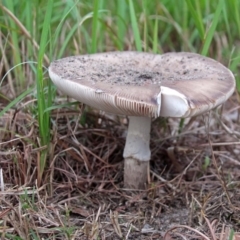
top-left (49, 52), bottom-right (235, 118)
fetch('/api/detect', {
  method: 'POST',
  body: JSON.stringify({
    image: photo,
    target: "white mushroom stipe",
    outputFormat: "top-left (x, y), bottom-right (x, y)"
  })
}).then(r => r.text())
top-left (123, 116), bottom-right (151, 162)
top-left (123, 116), bottom-right (151, 189)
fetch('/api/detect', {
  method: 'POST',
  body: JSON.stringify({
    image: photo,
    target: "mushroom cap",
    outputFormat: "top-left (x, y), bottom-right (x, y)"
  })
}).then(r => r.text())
top-left (49, 52), bottom-right (235, 118)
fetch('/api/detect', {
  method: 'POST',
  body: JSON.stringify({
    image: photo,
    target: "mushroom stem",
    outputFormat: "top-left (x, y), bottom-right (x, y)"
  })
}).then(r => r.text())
top-left (123, 116), bottom-right (151, 189)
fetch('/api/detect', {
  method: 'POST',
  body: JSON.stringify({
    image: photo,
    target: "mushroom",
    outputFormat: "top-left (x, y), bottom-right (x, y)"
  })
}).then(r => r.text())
top-left (48, 52), bottom-right (235, 189)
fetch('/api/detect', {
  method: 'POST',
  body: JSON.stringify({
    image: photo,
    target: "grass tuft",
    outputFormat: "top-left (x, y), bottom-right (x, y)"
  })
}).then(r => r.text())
top-left (36, 0), bottom-right (53, 185)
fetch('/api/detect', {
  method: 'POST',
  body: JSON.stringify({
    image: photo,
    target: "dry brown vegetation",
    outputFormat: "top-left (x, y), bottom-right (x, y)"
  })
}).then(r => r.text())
top-left (1, 93), bottom-right (240, 239)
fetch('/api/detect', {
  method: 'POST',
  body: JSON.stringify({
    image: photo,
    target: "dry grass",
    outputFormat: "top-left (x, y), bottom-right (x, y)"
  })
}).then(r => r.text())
top-left (0, 91), bottom-right (240, 239)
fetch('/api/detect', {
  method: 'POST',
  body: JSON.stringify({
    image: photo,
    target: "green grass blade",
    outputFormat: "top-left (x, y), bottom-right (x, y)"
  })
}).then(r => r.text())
top-left (117, 0), bottom-right (127, 50)
top-left (142, 0), bottom-right (148, 52)
top-left (128, 0), bottom-right (142, 51)
top-left (37, 0), bottom-right (53, 144)
top-left (229, 229), bottom-right (235, 240)
top-left (25, 1), bottom-right (33, 58)
top-left (232, 0), bottom-right (240, 36)
top-left (44, 101), bottom-right (79, 113)
top-left (201, 0), bottom-right (224, 56)
top-left (58, 23), bottom-right (80, 58)
top-left (36, 0), bottom-right (53, 185)
top-left (153, 17), bottom-right (159, 53)
top-left (52, 1), bottom-right (79, 54)
top-left (0, 87), bottom-right (34, 118)
top-left (222, 1), bottom-right (231, 43)
top-left (185, 0), bottom-right (205, 40)
top-left (91, 0), bottom-right (100, 53)
top-left (3, 0), bottom-right (24, 89)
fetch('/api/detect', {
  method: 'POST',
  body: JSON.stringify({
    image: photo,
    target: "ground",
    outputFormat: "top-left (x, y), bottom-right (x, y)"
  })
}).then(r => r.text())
top-left (0, 93), bottom-right (240, 239)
